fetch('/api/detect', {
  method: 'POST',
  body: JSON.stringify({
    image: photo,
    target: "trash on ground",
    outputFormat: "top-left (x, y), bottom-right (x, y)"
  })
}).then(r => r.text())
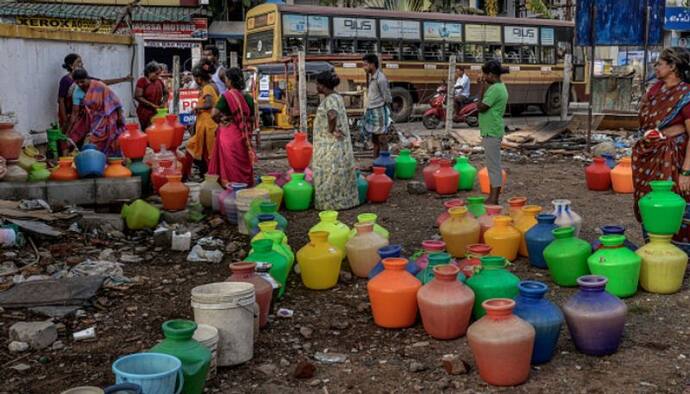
top-left (73, 326), bottom-right (96, 341)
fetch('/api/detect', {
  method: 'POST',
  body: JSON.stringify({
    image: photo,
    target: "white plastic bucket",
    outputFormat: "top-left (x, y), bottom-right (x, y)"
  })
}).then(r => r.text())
top-left (191, 282), bottom-right (256, 366)
top-left (235, 188), bottom-right (269, 235)
top-left (193, 324), bottom-right (219, 380)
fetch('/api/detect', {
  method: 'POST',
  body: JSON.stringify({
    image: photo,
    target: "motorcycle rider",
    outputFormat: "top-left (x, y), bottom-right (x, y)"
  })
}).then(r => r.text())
top-left (453, 65), bottom-right (471, 109)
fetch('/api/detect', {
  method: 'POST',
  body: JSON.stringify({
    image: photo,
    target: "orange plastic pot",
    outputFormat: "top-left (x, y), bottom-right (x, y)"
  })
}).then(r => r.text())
top-left (611, 157), bottom-right (633, 194)
top-left (160, 174), bottom-right (189, 211)
top-left (146, 116), bottom-right (174, 153)
top-left (286, 132), bottom-right (313, 172)
top-left (507, 196), bottom-right (528, 222)
top-left (166, 114), bottom-right (185, 151)
top-left (433, 159), bottom-right (460, 195)
top-left (478, 167), bottom-right (507, 194)
top-left (366, 167), bottom-right (394, 203)
top-left (423, 158), bottom-right (441, 190)
top-left (50, 157), bottom-right (79, 181)
top-left (367, 258), bottom-right (421, 328)
top-left (104, 158), bottom-right (132, 178)
top-left (515, 205), bottom-right (542, 257)
top-left (118, 123), bottom-right (148, 159)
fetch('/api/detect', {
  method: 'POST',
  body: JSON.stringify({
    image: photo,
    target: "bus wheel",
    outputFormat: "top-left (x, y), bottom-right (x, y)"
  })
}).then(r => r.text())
top-left (390, 87), bottom-right (413, 123)
top-left (542, 85), bottom-right (561, 116)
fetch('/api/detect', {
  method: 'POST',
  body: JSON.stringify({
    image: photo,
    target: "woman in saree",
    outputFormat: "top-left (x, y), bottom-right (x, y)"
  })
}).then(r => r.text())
top-left (311, 70), bottom-right (359, 211)
top-left (633, 47), bottom-right (690, 253)
top-left (184, 61), bottom-right (219, 177)
top-left (72, 69), bottom-right (125, 156)
top-left (135, 61), bottom-right (167, 130)
top-left (210, 67), bottom-right (255, 187)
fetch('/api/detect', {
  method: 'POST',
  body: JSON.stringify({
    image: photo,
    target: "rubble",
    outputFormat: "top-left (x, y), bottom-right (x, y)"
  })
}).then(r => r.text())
top-left (9, 321), bottom-right (57, 350)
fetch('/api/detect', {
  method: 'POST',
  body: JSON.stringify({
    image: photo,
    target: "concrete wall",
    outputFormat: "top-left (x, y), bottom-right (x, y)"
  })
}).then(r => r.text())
top-left (0, 24), bottom-right (144, 142)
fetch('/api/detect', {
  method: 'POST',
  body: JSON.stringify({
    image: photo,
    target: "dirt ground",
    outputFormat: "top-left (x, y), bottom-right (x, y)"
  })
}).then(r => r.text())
top-left (1, 154), bottom-right (689, 394)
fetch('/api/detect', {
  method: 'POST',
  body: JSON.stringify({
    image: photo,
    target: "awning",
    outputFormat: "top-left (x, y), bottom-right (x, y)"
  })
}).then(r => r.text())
top-left (0, 1), bottom-right (209, 22)
top-left (208, 21), bottom-right (243, 39)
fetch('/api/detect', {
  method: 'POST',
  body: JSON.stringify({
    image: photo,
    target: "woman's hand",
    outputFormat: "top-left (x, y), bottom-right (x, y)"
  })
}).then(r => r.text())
top-left (332, 128), bottom-right (345, 140)
top-left (680, 174), bottom-right (690, 192)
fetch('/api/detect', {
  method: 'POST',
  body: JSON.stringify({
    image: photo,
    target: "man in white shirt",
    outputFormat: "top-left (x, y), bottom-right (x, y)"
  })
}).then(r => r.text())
top-left (453, 65), bottom-right (471, 108)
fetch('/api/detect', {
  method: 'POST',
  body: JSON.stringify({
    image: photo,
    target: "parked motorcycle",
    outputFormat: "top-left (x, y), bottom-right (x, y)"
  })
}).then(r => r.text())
top-left (422, 84), bottom-right (479, 129)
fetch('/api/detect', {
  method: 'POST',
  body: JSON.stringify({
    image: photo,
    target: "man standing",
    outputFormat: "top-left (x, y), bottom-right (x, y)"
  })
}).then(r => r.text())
top-left (203, 45), bottom-right (226, 94)
top-left (477, 60), bottom-right (509, 205)
top-left (453, 65), bottom-right (471, 108)
top-left (362, 54), bottom-right (392, 158)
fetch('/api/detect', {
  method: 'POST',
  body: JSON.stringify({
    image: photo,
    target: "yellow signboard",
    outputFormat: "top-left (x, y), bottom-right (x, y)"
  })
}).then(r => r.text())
top-left (16, 16), bottom-right (113, 33)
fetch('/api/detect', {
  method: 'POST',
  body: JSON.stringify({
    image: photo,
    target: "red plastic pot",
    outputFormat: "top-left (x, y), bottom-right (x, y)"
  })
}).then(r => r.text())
top-left (286, 132), bottom-right (313, 172)
top-left (423, 158), bottom-right (441, 191)
top-left (166, 114), bottom-right (185, 151)
top-left (367, 167), bottom-right (394, 203)
top-left (118, 123), bottom-right (148, 159)
top-left (585, 157), bottom-right (611, 191)
top-left (433, 159), bottom-right (460, 195)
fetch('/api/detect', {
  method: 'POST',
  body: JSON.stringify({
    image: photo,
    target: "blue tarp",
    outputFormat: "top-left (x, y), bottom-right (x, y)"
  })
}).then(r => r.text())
top-left (576, 0), bottom-right (665, 46)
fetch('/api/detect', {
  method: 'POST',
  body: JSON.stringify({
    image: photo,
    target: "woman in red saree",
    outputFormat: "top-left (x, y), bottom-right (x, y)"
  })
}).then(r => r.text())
top-left (633, 47), bottom-right (690, 254)
top-left (135, 62), bottom-right (167, 130)
top-left (73, 69), bottom-right (126, 156)
top-left (210, 67), bottom-right (255, 187)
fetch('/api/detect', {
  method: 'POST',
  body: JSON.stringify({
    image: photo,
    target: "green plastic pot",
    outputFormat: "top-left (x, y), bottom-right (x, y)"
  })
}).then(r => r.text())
top-left (121, 199), bottom-right (160, 230)
top-left (395, 149), bottom-right (417, 180)
top-left (245, 239), bottom-right (290, 298)
top-left (465, 256), bottom-right (519, 319)
top-left (587, 235), bottom-right (641, 298)
top-left (638, 180), bottom-right (686, 235)
top-left (28, 162), bottom-right (51, 182)
top-left (543, 227), bottom-right (591, 286)
top-left (453, 156), bottom-right (477, 191)
top-left (356, 170), bottom-right (368, 205)
top-left (466, 196), bottom-right (486, 218)
top-left (283, 173), bottom-right (314, 211)
top-left (150, 319), bottom-right (211, 394)
top-left (127, 158), bottom-right (151, 196)
top-left (251, 230), bottom-right (295, 272)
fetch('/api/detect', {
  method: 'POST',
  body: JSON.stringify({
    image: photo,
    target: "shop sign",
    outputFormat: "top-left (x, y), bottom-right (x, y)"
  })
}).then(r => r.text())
top-left (665, 7), bottom-right (690, 31)
top-left (179, 88), bottom-right (199, 124)
top-left (541, 28), bottom-right (555, 46)
top-left (16, 16), bottom-right (112, 33)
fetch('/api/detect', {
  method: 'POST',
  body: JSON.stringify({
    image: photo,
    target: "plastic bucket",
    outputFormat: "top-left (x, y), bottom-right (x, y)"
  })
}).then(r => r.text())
top-left (61, 387), bottom-right (103, 394)
top-left (235, 188), bottom-right (269, 235)
top-left (191, 282), bottom-right (256, 366)
top-left (112, 352), bottom-right (183, 394)
top-left (185, 182), bottom-right (201, 205)
top-left (192, 324), bottom-right (219, 380)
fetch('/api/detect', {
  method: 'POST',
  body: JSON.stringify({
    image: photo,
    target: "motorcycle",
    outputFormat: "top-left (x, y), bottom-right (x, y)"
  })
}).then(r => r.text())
top-left (422, 84), bottom-right (479, 129)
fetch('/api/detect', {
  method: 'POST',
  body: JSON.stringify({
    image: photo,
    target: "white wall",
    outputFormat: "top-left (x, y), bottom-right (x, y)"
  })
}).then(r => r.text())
top-left (0, 35), bottom-right (143, 141)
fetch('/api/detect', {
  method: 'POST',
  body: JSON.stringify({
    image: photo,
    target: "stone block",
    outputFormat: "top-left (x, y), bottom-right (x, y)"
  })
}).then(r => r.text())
top-left (95, 178), bottom-right (141, 204)
top-left (9, 321), bottom-right (57, 350)
top-left (79, 213), bottom-right (125, 232)
top-left (46, 180), bottom-right (96, 206)
top-left (161, 209), bottom-right (189, 224)
top-left (0, 182), bottom-right (47, 201)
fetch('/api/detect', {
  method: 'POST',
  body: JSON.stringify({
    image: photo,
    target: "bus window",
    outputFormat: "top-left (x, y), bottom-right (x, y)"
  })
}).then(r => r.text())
top-left (358, 40), bottom-right (378, 54)
top-left (283, 37), bottom-right (305, 56)
top-left (464, 44), bottom-right (483, 63)
top-left (402, 42), bottom-right (421, 60)
top-left (334, 39), bottom-right (355, 54)
top-left (307, 38), bottom-right (330, 54)
top-left (423, 43), bottom-right (443, 61)
top-left (542, 47), bottom-right (556, 64)
top-left (381, 40), bottom-right (401, 60)
top-left (444, 42), bottom-right (463, 62)
top-left (246, 30), bottom-right (274, 60)
top-left (484, 45), bottom-right (503, 62)
top-left (504, 46), bottom-right (537, 64)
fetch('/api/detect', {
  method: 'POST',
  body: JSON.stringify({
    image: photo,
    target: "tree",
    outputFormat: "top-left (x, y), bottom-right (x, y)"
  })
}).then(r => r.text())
top-left (525, 0), bottom-right (553, 18)
top-left (484, 0), bottom-right (498, 16)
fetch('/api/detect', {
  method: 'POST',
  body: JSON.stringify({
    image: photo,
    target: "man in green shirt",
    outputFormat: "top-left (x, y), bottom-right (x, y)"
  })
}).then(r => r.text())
top-left (477, 60), bottom-right (509, 204)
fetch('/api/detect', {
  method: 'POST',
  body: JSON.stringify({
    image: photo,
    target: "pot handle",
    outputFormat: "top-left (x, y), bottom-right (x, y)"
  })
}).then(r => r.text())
top-left (174, 368), bottom-right (185, 394)
top-left (104, 383), bottom-right (142, 394)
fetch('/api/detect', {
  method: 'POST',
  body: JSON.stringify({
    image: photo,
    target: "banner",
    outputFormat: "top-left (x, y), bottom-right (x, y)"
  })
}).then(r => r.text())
top-left (464, 24), bottom-right (500, 43)
top-left (423, 22), bottom-right (461, 42)
top-left (282, 14), bottom-right (306, 35)
top-left (333, 17), bottom-right (376, 38)
top-left (576, 0), bottom-right (664, 45)
top-left (665, 7), bottom-right (690, 31)
top-left (308, 16), bottom-right (329, 37)
top-left (541, 28), bottom-right (555, 45)
top-left (14, 16), bottom-right (208, 40)
top-left (504, 26), bottom-right (538, 45)
top-left (381, 20), bottom-right (420, 40)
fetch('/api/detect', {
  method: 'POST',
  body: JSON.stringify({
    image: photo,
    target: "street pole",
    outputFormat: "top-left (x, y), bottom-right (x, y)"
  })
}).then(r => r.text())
top-left (587, 1), bottom-right (596, 151)
top-left (298, 51), bottom-right (307, 134)
top-left (172, 55), bottom-right (180, 114)
top-left (642, 0), bottom-right (650, 94)
top-left (561, 54), bottom-right (572, 121)
top-left (445, 55), bottom-right (456, 138)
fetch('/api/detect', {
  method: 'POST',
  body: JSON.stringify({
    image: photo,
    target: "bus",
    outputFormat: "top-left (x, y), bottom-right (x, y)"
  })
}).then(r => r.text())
top-left (243, 3), bottom-right (584, 123)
